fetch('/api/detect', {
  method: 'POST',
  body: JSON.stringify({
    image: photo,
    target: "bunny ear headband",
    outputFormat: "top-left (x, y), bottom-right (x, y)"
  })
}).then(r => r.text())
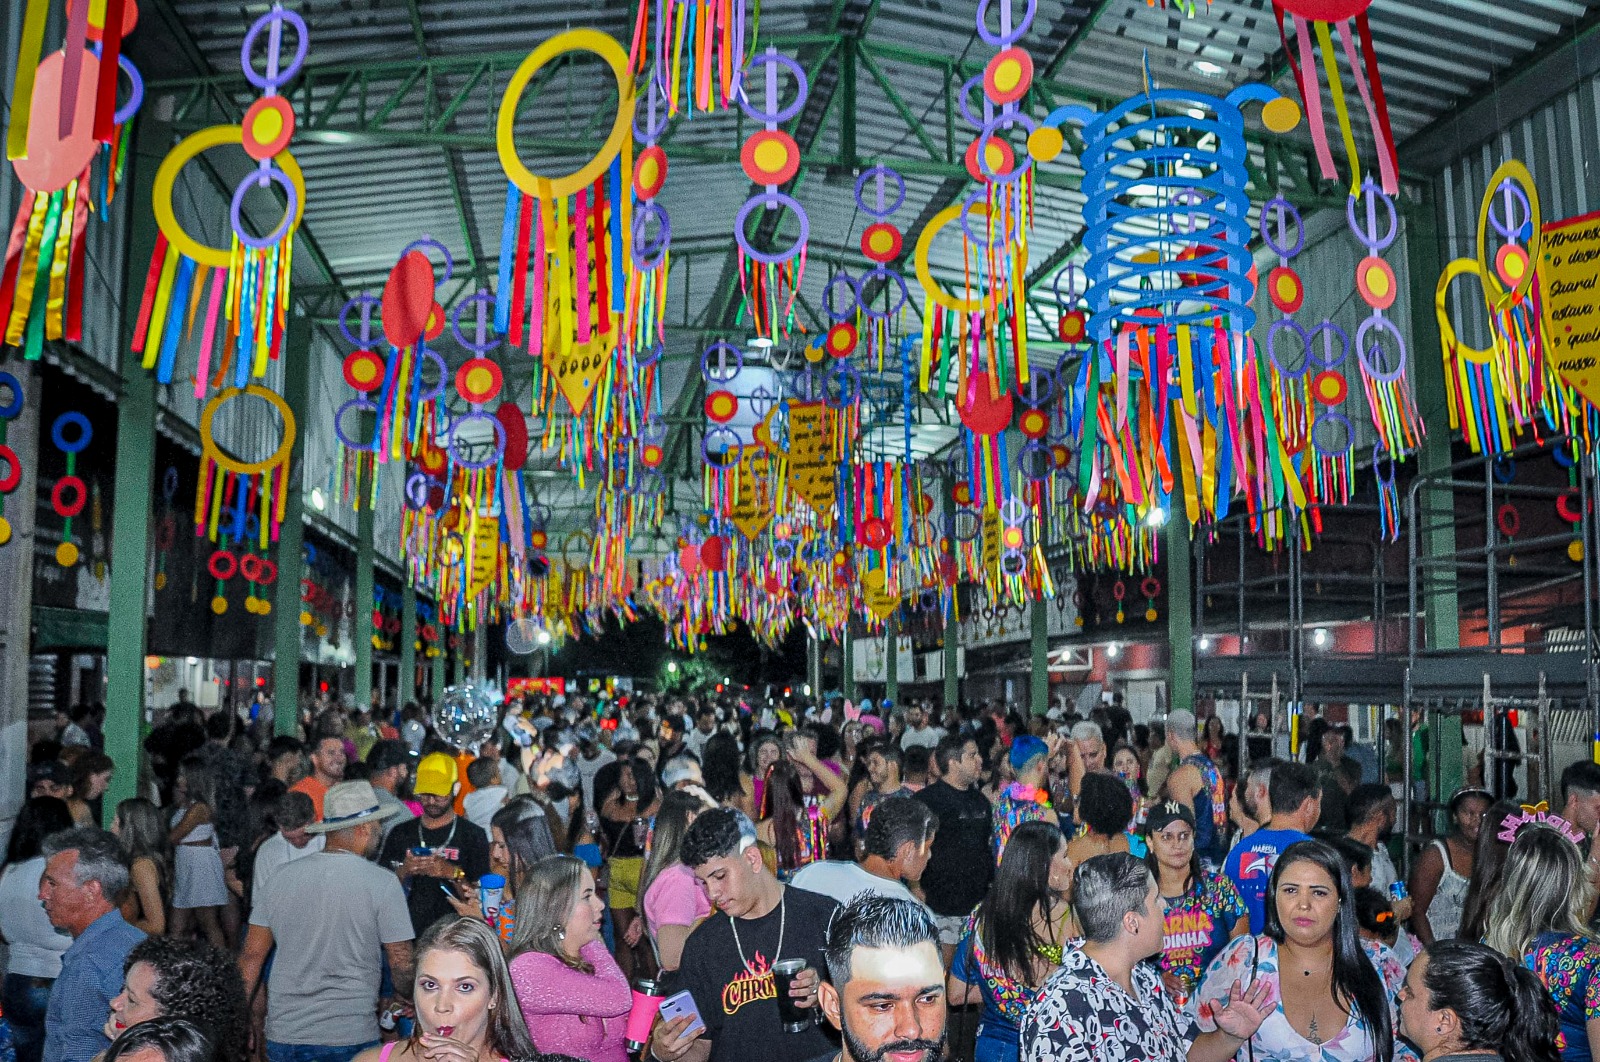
top-left (1499, 801), bottom-right (1587, 846)
top-left (844, 699), bottom-right (862, 722)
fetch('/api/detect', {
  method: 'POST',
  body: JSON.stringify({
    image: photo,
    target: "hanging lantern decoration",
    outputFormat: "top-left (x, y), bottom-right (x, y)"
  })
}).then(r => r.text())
top-left (734, 47), bottom-right (809, 344)
top-left (48, 410), bottom-right (91, 566)
top-left (133, 4), bottom-right (306, 390)
top-left (1271, 0), bottom-right (1398, 195)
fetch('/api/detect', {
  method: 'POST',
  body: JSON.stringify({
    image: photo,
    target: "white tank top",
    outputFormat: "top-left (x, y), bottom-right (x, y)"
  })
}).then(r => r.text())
top-left (1426, 838), bottom-right (1470, 941)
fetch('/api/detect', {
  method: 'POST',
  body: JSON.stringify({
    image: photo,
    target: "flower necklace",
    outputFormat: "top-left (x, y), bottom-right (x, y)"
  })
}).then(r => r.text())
top-left (729, 890), bottom-right (787, 971)
top-left (1005, 782), bottom-right (1051, 807)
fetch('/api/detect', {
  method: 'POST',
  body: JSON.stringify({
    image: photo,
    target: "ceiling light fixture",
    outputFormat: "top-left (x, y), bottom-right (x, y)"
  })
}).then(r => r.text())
top-left (1191, 59), bottom-right (1225, 77)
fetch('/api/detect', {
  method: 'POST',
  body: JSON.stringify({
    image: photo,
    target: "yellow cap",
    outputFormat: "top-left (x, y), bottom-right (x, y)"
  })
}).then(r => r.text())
top-left (414, 752), bottom-right (459, 797)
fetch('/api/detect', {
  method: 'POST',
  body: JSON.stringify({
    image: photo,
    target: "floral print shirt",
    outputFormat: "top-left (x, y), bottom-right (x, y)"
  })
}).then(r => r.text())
top-left (1193, 935), bottom-right (1412, 1062)
top-left (1525, 931), bottom-right (1600, 1062)
top-left (1021, 944), bottom-right (1195, 1062)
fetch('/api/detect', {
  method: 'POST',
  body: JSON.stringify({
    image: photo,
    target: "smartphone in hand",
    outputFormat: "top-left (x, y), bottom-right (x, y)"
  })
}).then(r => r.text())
top-left (656, 990), bottom-right (706, 1038)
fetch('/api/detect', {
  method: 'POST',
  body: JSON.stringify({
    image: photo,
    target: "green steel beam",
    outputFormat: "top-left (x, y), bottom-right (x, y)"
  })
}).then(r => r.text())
top-left (273, 308), bottom-right (314, 736)
top-left (885, 614), bottom-right (899, 703)
top-left (1030, 599), bottom-right (1048, 715)
top-left (1167, 517), bottom-right (1195, 713)
top-left (401, 581), bottom-right (417, 705)
top-left (355, 490), bottom-right (376, 710)
top-left (104, 114), bottom-right (170, 813)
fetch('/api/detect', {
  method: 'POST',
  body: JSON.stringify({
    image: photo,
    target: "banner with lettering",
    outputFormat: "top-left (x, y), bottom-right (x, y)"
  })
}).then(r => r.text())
top-left (1542, 209), bottom-right (1600, 410)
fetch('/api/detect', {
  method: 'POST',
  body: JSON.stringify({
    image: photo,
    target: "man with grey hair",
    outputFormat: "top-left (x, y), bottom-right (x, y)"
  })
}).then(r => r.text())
top-left (1022, 853), bottom-right (1271, 1062)
top-left (38, 827), bottom-right (147, 1062)
top-left (1163, 709), bottom-right (1229, 868)
top-left (1069, 720), bottom-right (1107, 774)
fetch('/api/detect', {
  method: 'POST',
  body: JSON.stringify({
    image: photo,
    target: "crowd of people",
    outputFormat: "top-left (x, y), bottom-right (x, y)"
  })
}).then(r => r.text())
top-left (0, 686), bottom-right (1590, 1062)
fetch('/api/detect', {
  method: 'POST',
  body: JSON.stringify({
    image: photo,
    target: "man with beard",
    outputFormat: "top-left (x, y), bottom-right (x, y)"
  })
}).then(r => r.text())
top-left (378, 753), bottom-right (490, 936)
top-left (1345, 783), bottom-right (1404, 899)
top-left (809, 895), bottom-right (947, 1062)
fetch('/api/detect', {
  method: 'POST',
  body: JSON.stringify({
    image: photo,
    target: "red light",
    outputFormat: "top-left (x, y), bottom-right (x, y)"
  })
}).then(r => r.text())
top-left (715, 684), bottom-right (724, 693)
top-left (601, 718), bottom-right (618, 731)
top-left (319, 681), bottom-right (329, 693)
top-left (784, 687), bottom-right (791, 695)
top-left (256, 677), bottom-right (266, 687)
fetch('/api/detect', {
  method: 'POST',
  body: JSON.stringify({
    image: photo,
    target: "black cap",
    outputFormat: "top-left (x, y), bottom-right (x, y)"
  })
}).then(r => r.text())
top-left (1144, 800), bottom-right (1196, 836)
top-left (28, 760), bottom-right (72, 789)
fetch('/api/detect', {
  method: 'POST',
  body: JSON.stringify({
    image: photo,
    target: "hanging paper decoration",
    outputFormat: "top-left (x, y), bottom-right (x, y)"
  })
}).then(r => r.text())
top-left (196, 385), bottom-right (296, 559)
top-left (734, 47), bottom-right (809, 343)
top-left (495, 29), bottom-right (633, 421)
top-left (2, 0), bottom-right (143, 359)
top-left (1271, 0), bottom-right (1398, 195)
top-left (48, 411), bottom-right (91, 566)
top-left (1437, 162), bottom-right (1600, 458)
top-left (133, 4), bottom-right (305, 389)
top-left (0, 371), bottom-right (21, 546)
top-left (626, 77), bottom-right (669, 422)
top-left (1348, 177), bottom-right (1423, 474)
top-left (626, 0), bottom-right (748, 115)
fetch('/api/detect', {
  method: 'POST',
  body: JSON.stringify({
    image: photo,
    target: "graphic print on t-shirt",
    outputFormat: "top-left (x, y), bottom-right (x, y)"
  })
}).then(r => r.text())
top-left (723, 952), bottom-right (777, 1016)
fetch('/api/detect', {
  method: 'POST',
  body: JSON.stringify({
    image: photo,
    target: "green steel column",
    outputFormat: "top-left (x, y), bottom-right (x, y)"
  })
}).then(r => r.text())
top-left (272, 309), bottom-right (312, 736)
top-left (1031, 598), bottom-right (1048, 716)
top-left (1167, 516), bottom-right (1195, 712)
top-left (943, 598), bottom-right (959, 710)
top-left (885, 615), bottom-right (899, 704)
top-left (1407, 184), bottom-right (1462, 797)
top-left (451, 628), bottom-right (464, 685)
top-left (432, 623), bottom-right (447, 701)
top-left (400, 581), bottom-right (417, 705)
top-left (354, 486), bottom-right (375, 709)
top-left (842, 625), bottom-right (856, 701)
top-left (104, 116), bottom-right (170, 812)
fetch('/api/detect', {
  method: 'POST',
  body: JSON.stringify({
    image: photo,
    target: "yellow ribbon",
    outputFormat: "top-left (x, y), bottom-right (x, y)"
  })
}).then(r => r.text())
top-left (4, 191), bottom-right (50, 345)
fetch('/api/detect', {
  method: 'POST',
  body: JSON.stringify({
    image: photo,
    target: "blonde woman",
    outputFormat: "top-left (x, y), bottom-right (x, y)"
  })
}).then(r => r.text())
top-left (111, 798), bottom-right (171, 937)
top-left (1484, 821), bottom-right (1600, 1062)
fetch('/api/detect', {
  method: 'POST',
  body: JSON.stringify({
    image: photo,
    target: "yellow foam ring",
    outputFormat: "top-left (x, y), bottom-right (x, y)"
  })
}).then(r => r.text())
top-left (915, 202), bottom-right (1026, 314)
top-left (56, 541), bottom-right (78, 567)
top-left (993, 58), bottom-right (1022, 94)
top-left (200, 385), bottom-right (297, 476)
top-left (638, 155), bottom-right (660, 188)
top-left (466, 366), bottom-right (493, 393)
top-left (869, 230), bottom-right (893, 254)
top-left (211, 596), bottom-right (228, 615)
top-left (1499, 246), bottom-right (1527, 282)
top-left (1571, 540), bottom-right (1586, 563)
top-left (983, 142), bottom-right (1007, 171)
top-left (0, 516), bottom-right (10, 545)
top-left (1133, 249), bottom-right (1161, 265)
top-left (1366, 263), bottom-right (1391, 299)
top-left (1435, 258), bottom-right (1496, 366)
top-left (1475, 159), bottom-right (1541, 313)
top-left (154, 126), bottom-right (305, 268)
top-left (353, 360), bottom-right (378, 384)
top-left (498, 29), bottom-right (635, 200)
top-left (1028, 126), bottom-right (1063, 163)
top-left (259, 600), bottom-right (273, 615)
top-left (1261, 96), bottom-right (1302, 134)
top-left (752, 138), bottom-right (789, 174)
top-left (299, 610), bottom-right (313, 625)
top-left (1276, 274), bottom-right (1297, 299)
top-left (251, 107), bottom-right (284, 145)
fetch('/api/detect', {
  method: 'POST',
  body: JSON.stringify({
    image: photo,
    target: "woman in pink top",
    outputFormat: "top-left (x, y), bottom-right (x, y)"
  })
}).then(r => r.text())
top-left (637, 790), bottom-right (715, 971)
top-left (508, 855), bottom-right (632, 1062)
top-left (354, 917), bottom-right (537, 1062)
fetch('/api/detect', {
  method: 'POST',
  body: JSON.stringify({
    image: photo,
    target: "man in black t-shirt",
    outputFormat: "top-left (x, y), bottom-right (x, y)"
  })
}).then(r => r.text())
top-left (650, 809), bottom-right (837, 1062)
top-left (914, 735), bottom-right (993, 963)
top-left (377, 752), bottom-right (490, 936)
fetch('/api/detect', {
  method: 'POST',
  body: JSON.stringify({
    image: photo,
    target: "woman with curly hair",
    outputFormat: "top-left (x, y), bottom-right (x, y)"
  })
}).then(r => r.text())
top-left (99, 938), bottom-right (246, 1062)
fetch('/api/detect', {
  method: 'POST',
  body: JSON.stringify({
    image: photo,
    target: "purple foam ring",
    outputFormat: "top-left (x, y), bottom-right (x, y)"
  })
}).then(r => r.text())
top-left (633, 77), bottom-right (670, 143)
top-left (0, 371), bottom-right (21, 419)
top-left (975, 111), bottom-right (1035, 185)
top-left (1372, 442), bottom-right (1397, 486)
top-left (1267, 318), bottom-right (1312, 380)
top-left (771, 538), bottom-right (795, 563)
top-left (1356, 313), bottom-right (1408, 383)
top-left (859, 266), bottom-right (909, 321)
top-left (737, 48), bottom-right (808, 126)
top-left (641, 416), bottom-right (669, 445)
top-left (527, 501), bottom-right (553, 527)
top-left (638, 468), bottom-right (666, 497)
top-left (952, 506), bottom-right (982, 543)
top-left (1051, 262), bottom-right (1081, 309)
top-left (975, 0), bottom-right (1036, 47)
top-left (999, 495), bottom-right (1028, 526)
top-left (416, 346), bottom-right (448, 403)
top-left (631, 202), bottom-right (671, 271)
top-left (1015, 367), bottom-right (1056, 407)
top-left (822, 272), bottom-right (861, 321)
top-left (1308, 321), bottom-right (1350, 370)
top-left (1164, 188), bottom-right (1212, 237)
top-left (854, 165), bottom-right (906, 219)
top-left (335, 398), bottom-right (381, 453)
top-left (1054, 349), bottom-right (1079, 382)
top-left (450, 290), bottom-right (500, 353)
top-left (405, 471), bottom-right (432, 510)
top-left (700, 341), bottom-right (743, 384)
top-left (1311, 410), bottom-right (1353, 457)
top-left (241, 7), bottom-right (308, 91)
top-left (787, 367), bottom-right (827, 402)
top-left (338, 294), bottom-right (381, 346)
top-left (448, 409), bottom-right (507, 470)
top-left (958, 75), bottom-right (991, 131)
top-left (1018, 440), bottom-right (1053, 481)
top-left (1000, 549), bottom-right (1028, 577)
top-left (824, 361), bottom-right (861, 409)
top-left (229, 165), bottom-right (298, 250)
top-left (635, 341), bottom-right (664, 369)
top-left (747, 385), bottom-right (779, 419)
top-left (1489, 178), bottom-right (1533, 241)
top-left (401, 237), bottom-right (455, 287)
top-left (1346, 176), bottom-right (1399, 254)
top-left (1260, 196), bottom-right (1305, 259)
top-left (162, 465), bottom-right (179, 500)
top-left (960, 188), bottom-right (1009, 248)
top-left (113, 55), bottom-right (144, 125)
top-left (734, 191), bottom-right (809, 265)
top-left (702, 426), bottom-right (743, 467)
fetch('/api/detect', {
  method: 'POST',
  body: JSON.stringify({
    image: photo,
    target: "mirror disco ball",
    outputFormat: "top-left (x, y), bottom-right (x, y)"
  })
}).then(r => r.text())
top-left (433, 684), bottom-right (498, 751)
